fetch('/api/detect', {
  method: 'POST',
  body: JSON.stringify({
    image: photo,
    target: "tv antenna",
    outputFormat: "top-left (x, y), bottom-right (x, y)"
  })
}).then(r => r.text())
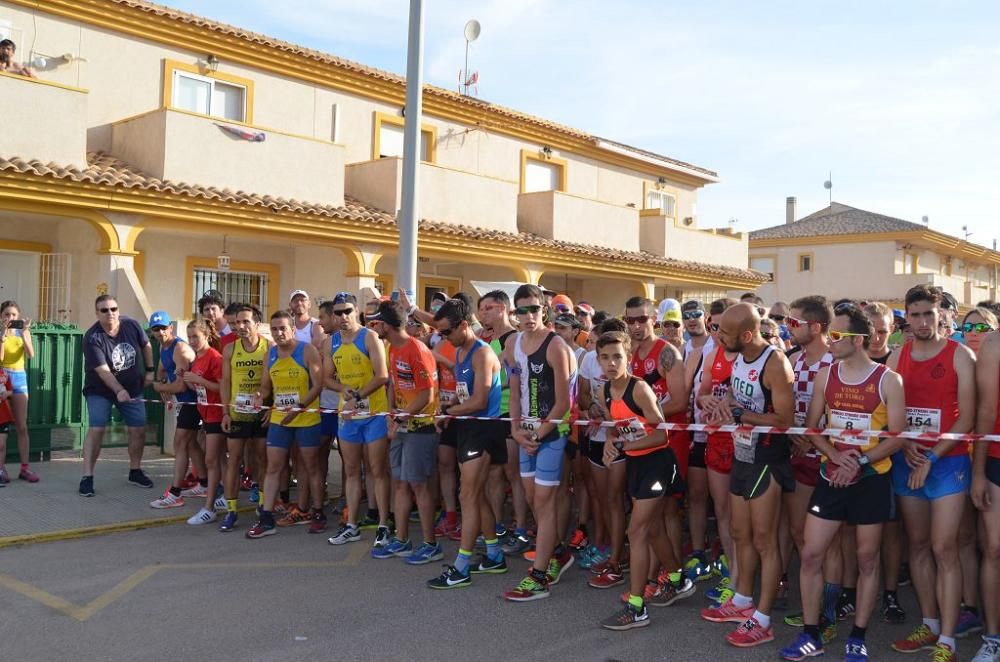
top-left (459, 19), bottom-right (481, 96)
top-left (962, 225), bottom-right (972, 241)
top-left (823, 172), bottom-right (833, 205)
top-left (921, 215), bottom-right (929, 226)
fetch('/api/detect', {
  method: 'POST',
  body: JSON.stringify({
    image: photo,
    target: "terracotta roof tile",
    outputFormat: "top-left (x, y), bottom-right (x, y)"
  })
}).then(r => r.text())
top-left (101, 0), bottom-right (715, 180)
top-left (750, 203), bottom-right (924, 241)
top-left (0, 152), bottom-right (762, 283)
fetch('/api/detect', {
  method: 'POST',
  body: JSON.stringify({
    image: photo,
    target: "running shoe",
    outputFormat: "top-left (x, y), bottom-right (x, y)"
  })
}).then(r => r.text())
top-left (433, 513), bottom-right (460, 537)
top-left (844, 637), bottom-right (869, 662)
top-left (187, 507), bottom-right (217, 525)
top-left (648, 577), bottom-right (695, 607)
top-left (713, 553), bottom-right (730, 578)
top-left (726, 616), bottom-right (775, 648)
top-left (683, 555), bottom-right (714, 583)
top-left (250, 485), bottom-right (259, 503)
top-left (620, 581), bottom-right (660, 604)
top-left (837, 592), bottom-right (857, 621)
top-left (821, 618), bottom-right (838, 645)
top-left (128, 469), bottom-right (154, 488)
top-left (523, 549), bottom-right (536, 562)
top-left (180, 484), bottom-right (208, 498)
top-left (358, 513), bottom-right (380, 529)
top-left (891, 624), bottom-right (939, 653)
top-left (277, 505), bottom-right (311, 527)
top-left (600, 603), bottom-right (649, 631)
top-left (246, 520), bottom-right (276, 539)
top-left (218, 511), bottom-right (238, 532)
top-left (972, 636), bottom-right (1000, 662)
top-left (882, 593), bottom-right (906, 624)
top-left (0, 466), bottom-right (9, 483)
top-left (240, 474), bottom-right (253, 491)
top-left (579, 545), bottom-right (609, 570)
top-left (503, 575), bottom-right (550, 602)
top-left (545, 549), bottom-right (575, 585)
top-left (327, 523), bottom-right (361, 545)
top-left (79, 475), bottom-right (94, 497)
top-left (405, 542), bottom-right (444, 566)
top-left (150, 491), bottom-right (185, 509)
top-left (706, 576), bottom-right (732, 603)
top-left (308, 511), bottom-right (328, 535)
top-left (929, 643), bottom-right (958, 662)
top-left (373, 524), bottom-right (391, 549)
top-left (273, 499), bottom-right (288, 516)
top-left (589, 564), bottom-right (625, 589)
top-left (898, 563), bottom-right (912, 586)
top-left (213, 495), bottom-right (227, 512)
top-left (711, 586), bottom-right (736, 609)
top-left (779, 632), bottom-right (824, 660)
top-left (784, 612), bottom-right (805, 628)
top-left (701, 598), bottom-right (756, 624)
top-left (372, 537), bottom-right (412, 559)
top-left (471, 554), bottom-right (508, 574)
top-left (501, 532), bottom-right (531, 556)
top-left (427, 565), bottom-right (470, 590)
top-left (447, 525), bottom-right (464, 542)
top-left (958, 609), bottom-right (985, 638)
top-left (568, 528), bottom-right (588, 551)
top-left (409, 509), bottom-right (421, 523)
top-left (18, 467), bottom-right (39, 483)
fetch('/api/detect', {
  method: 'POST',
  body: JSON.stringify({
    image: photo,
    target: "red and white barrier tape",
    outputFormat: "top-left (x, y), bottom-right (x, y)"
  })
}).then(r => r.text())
top-left (133, 397), bottom-right (1000, 442)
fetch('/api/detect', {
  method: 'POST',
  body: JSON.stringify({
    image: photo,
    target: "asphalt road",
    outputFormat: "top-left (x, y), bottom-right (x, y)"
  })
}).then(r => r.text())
top-left (0, 520), bottom-right (946, 662)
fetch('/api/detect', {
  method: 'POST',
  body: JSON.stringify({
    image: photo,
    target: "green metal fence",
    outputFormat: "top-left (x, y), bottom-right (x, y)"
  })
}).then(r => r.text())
top-left (4, 323), bottom-right (163, 462)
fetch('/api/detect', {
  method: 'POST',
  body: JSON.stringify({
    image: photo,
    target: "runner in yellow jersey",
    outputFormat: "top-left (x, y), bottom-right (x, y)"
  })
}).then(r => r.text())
top-left (219, 305), bottom-right (272, 532)
top-left (324, 292), bottom-right (392, 549)
top-left (246, 311), bottom-right (323, 539)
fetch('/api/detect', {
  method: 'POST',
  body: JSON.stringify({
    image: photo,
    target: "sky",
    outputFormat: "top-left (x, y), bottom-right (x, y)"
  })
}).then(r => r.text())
top-left (159, 0), bottom-right (1000, 246)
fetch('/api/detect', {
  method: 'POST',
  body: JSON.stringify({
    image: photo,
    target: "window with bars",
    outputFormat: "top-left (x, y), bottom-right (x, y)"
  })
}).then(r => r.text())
top-left (39, 253), bottom-right (72, 323)
top-left (192, 267), bottom-right (268, 317)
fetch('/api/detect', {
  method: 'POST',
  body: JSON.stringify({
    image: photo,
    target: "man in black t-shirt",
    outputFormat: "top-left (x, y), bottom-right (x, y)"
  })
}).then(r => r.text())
top-left (78, 295), bottom-right (155, 497)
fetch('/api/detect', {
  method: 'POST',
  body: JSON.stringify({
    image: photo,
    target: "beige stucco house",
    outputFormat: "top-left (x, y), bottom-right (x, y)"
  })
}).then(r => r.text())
top-left (0, 0), bottom-right (764, 325)
top-left (748, 198), bottom-right (1000, 309)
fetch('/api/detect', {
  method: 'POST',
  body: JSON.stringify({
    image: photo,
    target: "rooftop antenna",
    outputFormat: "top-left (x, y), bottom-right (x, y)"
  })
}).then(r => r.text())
top-left (921, 215), bottom-right (929, 226)
top-left (823, 172), bottom-right (833, 205)
top-left (962, 225), bottom-right (972, 241)
top-left (459, 19), bottom-right (481, 96)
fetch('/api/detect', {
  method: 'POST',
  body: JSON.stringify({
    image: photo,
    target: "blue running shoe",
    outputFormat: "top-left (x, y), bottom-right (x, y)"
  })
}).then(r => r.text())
top-left (683, 554), bottom-right (714, 583)
top-left (250, 485), bottom-right (259, 503)
top-left (406, 542), bottom-right (445, 565)
top-left (218, 511), bottom-right (238, 532)
top-left (578, 545), bottom-right (599, 569)
top-left (957, 608), bottom-right (984, 638)
top-left (705, 576), bottom-right (731, 603)
top-left (779, 632), bottom-right (824, 661)
top-left (372, 537), bottom-right (412, 559)
top-left (844, 637), bottom-right (868, 662)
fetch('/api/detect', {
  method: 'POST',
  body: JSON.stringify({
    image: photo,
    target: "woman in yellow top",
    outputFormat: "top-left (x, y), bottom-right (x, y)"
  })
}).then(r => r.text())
top-left (246, 310), bottom-right (324, 539)
top-left (0, 300), bottom-right (37, 483)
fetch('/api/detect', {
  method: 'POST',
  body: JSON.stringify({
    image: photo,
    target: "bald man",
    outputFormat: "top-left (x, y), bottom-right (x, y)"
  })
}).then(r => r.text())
top-left (700, 303), bottom-right (795, 649)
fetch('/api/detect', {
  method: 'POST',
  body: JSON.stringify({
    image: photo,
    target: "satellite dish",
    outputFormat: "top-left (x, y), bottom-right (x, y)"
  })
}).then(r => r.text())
top-left (464, 19), bottom-right (481, 42)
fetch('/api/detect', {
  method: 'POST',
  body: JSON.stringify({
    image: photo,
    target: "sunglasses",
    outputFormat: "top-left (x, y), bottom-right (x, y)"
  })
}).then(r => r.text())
top-left (439, 325), bottom-right (459, 337)
top-left (655, 321), bottom-right (681, 330)
top-left (624, 315), bottom-right (650, 325)
top-left (963, 322), bottom-right (994, 334)
top-left (515, 305), bottom-right (543, 316)
top-left (151, 325), bottom-right (168, 332)
top-left (761, 332), bottom-right (775, 340)
top-left (553, 304), bottom-right (571, 313)
top-left (682, 310), bottom-right (704, 320)
top-left (785, 315), bottom-right (822, 329)
top-left (709, 323), bottom-right (720, 332)
top-left (99, 307), bottom-right (119, 313)
top-left (829, 330), bottom-right (868, 342)
top-left (768, 314), bottom-right (786, 322)
top-left (332, 308), bottom-right (354, 317)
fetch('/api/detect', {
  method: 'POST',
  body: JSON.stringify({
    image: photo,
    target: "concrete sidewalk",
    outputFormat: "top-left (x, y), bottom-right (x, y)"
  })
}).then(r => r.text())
top-left (0, 448), bottom-right (344, 547)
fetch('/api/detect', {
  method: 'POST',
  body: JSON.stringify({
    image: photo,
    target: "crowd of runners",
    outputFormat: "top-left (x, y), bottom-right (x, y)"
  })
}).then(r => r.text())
top-left (8, 282), bottom-right (1000, 662)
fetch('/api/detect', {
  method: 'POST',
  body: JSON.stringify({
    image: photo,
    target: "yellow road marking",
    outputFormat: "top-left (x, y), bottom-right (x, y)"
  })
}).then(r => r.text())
top-left (0, 539), bottom-right (366, 621)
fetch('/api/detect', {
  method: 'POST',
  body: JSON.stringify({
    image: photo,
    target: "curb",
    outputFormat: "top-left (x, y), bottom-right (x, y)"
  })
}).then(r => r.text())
top-left (0, 506), bottom-right (260, 549)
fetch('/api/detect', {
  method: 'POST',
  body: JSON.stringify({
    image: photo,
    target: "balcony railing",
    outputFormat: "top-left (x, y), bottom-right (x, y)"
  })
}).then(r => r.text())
top-left (640, 213), bottom-right (747, 268)
top-left (517, 190), bottom-right (639, 252)
top-left (0, 72), bottom-right (87, 168)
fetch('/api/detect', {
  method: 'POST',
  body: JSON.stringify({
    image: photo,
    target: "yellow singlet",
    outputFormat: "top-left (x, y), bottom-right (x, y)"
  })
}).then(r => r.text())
top-left (230, 336), bottom-right (267, 422)
top-left (331, 328), bottom-right (388, 417)
top-left (267, 341), bottom-right (320, 427)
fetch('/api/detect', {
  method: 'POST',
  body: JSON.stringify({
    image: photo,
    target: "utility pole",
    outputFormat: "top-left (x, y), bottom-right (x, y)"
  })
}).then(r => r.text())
top-left (397, 0), bottom-right (425, 302)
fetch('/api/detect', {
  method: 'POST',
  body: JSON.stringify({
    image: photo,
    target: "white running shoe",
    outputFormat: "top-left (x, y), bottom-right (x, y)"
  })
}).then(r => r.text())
top-left (150, 491), bottom-right (185, 509)
top-left (972, 637), bottom-right (1000, 662)
top-left (187, 507), bottom-right (217, 525)
top-left (214, 495), bottom-right (228, 512)
top-left (180, 484), bottom-right (208, 498)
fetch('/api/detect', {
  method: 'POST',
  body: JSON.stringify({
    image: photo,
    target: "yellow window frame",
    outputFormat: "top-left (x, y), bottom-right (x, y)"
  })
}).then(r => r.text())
top-left (797, 252), bottom-right (814, 272)
top-left (162, 58), bottom-right (255, 124)
top-left (519, 148), bottom-right (568, 194)
top-left (372, 111), bottom-right (437, 163)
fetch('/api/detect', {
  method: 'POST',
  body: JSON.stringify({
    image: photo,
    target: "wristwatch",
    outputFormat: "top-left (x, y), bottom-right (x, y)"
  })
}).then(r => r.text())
top-left (730, 406), bottom-right (744, 424)
top-left (858, 454), bottom-right (871, 467)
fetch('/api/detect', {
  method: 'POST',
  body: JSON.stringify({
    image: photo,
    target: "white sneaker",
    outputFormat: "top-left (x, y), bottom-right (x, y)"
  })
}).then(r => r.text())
top-left (150, 491), bottom-right (185, 509)
top-left (187, 507), bottom-right (217, 525)
top-left (972, 637), bottom-right (1000, 662)
top-left (214, 495), bottom-right (228, 512)
top-left (180, 484), bottom-right (208, 498)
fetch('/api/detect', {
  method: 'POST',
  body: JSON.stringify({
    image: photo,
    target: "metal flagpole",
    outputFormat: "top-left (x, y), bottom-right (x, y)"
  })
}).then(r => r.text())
top-left (397, 0), bottom-right (425, 303)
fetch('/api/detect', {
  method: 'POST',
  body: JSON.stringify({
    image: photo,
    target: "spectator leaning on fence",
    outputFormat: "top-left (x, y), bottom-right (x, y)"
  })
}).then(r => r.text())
top-left (0, 300), bottom-right (38, 483)
top-left (78, 294), bottom-right (155, 498)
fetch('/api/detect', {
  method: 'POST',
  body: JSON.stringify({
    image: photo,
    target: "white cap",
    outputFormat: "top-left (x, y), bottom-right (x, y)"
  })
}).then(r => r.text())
top-left (288, 289), bottom-right (309, 302)
top-left (657, 298), bottom-right (680, 317)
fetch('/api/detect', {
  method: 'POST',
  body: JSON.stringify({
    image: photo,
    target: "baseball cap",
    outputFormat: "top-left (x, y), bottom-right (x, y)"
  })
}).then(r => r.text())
top-left (681, 300), bottom-right (704, 312)
top-left (575, 302), bottom-right (595, 316)
top-left (550, 294), bottom-right (574, 312)
top-left (148, 311), bottom-right (171, 328)
top-left (661, 307), bottom-right (682, 324)
top-left (657, 298), bottom-right (680, 318)
top-left (554, 313), bottom-right (580, 329)
top-left (332, 291), bottom-right (357, 306)
top-left (288, 289), bottom-right (309, 302)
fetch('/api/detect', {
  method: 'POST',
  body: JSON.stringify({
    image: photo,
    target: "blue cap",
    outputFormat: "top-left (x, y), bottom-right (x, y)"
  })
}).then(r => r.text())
top-left (332, 291), bottom-right (356, 306)
top-left (149, 311), bottom-right (172, 328)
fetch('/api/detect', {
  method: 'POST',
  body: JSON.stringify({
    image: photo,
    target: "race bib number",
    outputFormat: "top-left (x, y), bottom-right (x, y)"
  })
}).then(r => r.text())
top-left (520, 418), bottom-right (540, 433)
top-left (905, 407), bottom-right (941, 433)
top-left (195, 385), bottom-right (208, 406)
top-left (354, 397), bottom-right (370, 414)
top-left (734, 429), bottom-right (754, 447)
top-left (167, 395), bottom-right (179, 417)
top-left (275, 392), bottom-right (299, 409)
top-left (617, 417), bottom-right (648, 443)
top-left (234, 393), bottom-right (255, 414)
top-left (440, 389), bottom-right (456, 406)
top-left (829, 409), bottom-right (872, 446)
top-left (455, 382), bottom-right (470, 404)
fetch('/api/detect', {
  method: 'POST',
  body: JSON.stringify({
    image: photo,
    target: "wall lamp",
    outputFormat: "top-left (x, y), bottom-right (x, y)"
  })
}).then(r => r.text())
top-left (541, 146), bottom-right (553, 158)
top-left (206, 54), bottom-right (220, 72)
